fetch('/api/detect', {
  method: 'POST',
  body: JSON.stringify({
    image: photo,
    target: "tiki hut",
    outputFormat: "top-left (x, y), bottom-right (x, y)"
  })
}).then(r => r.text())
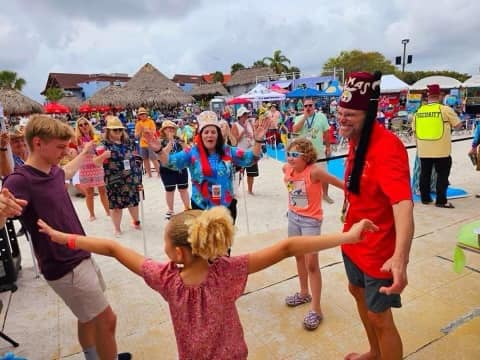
top-left (0, 88), bottom-right (44, 115)
top-left (58, 95), bottom-right (82, 111)
top-left (87, 84), bottom-right (126, 107)
top-left (189, 82), bottom-right (229, 100)
top-left (121, 63), bottom-right (193, 108)
top-left (226, 67), bottom-right (276, 96)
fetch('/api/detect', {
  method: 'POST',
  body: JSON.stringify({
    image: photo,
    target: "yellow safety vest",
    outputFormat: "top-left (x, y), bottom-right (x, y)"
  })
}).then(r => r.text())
top-left (415, 103), bottom-right (444, 140)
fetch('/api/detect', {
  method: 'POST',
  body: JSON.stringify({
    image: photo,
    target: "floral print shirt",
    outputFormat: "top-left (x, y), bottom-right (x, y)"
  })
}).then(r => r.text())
top-left (166, 144), bottom-right (258, 209)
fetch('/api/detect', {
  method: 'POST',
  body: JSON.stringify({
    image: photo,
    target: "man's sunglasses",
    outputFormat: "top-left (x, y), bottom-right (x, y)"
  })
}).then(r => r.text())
top-left (286, 151), bottom-right (304, 158)
top-left (304, 104), bottom-right (314, 108)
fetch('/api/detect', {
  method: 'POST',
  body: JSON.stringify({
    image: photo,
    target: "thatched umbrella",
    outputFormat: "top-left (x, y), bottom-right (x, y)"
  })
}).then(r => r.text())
top-left (58, 96), bottom-right (82, 111)
top-left (87, 84), bottom-right (126, 107)
top-left (0, 88), bottom-right (44, 115)
top-left (189, 82), bottom-right (229, 98)
top-left (226, 67), bottom-right (276, 87)
top-left (121, 63), bottom-right (193, 107)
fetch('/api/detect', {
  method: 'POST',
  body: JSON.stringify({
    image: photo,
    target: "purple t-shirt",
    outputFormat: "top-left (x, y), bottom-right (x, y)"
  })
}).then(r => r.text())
top-left (3, 165), bottom-right (90, 280)
top-left (141, 255), bottom-right (249, 360)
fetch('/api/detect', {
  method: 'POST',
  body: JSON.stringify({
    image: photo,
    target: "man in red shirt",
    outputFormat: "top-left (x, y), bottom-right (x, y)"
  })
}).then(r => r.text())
top-left (337, 72), bottom-right (414, 360)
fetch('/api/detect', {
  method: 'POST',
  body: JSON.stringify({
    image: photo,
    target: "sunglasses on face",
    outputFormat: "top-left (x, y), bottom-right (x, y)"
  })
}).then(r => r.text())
top-left (304, 104), bottom-right (314, 108)
top-left (111, 129), bottom-right (123, 133)
top-left (78, 123), bottom-right (89, 127)
top-left (286, 151), bottom-right (304, 158)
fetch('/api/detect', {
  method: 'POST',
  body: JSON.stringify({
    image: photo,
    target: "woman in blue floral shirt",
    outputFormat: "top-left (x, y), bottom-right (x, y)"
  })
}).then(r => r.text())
top-left (148, 111), bottom-right (271, 222)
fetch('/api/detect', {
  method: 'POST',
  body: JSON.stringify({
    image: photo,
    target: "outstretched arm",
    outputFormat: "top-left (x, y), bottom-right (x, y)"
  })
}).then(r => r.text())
top-left (247, 219), bottom-right (378, 274)
top-left (37, 219), bottom-right (145, 275)
top-left (310, 164), bottom-right (344, 189)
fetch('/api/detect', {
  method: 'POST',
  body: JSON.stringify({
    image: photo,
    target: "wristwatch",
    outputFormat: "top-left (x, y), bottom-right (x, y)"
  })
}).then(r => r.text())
top-left (0, 147), bottom-right (7, 151)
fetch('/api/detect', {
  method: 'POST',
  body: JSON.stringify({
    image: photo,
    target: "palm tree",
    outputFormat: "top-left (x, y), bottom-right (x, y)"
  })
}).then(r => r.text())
top-left (45, 87), bottom-right (64, 102)
top-left (0, 70), bottom-right (26, 91)
top-left (230, 63), bottom-right (246, 74)
top-left (262, 50), bottom-right (291, 74)
top-left (211, 71), bottom-right (224, 83)
top-left (252, 60), bottom-right (267, 68)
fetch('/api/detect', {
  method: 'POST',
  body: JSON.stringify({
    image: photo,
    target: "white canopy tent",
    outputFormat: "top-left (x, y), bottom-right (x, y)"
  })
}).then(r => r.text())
top-left (238, 83), bottom-right (286, 102)
top-left (463, 75), bottom-right (480, 88)
top-left (410, 76), bottom-right (462, 90)
top-left (380, 74), bottom-right (409, 93)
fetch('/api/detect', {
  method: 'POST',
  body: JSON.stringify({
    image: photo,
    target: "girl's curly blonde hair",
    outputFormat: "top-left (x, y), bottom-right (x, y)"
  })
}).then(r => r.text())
top-left (287, 138), bottom-right (317, 164)
top-left (168, 207), bottom-right (234, 260)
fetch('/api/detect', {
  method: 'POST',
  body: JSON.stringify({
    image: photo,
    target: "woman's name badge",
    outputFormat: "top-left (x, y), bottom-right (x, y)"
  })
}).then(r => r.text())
top-left (212, 185), bottom-right (221, 199)
top-left (123, 159), bottom-right (131, 171)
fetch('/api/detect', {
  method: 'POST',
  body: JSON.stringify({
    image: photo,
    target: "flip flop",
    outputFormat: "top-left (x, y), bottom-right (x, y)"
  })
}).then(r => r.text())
top-left (435, 202), bottom-right (455, 209)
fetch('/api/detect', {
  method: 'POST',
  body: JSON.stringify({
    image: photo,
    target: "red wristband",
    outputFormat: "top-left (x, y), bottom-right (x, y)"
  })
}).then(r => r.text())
top-left (67, 234), bottom-right (77, 249)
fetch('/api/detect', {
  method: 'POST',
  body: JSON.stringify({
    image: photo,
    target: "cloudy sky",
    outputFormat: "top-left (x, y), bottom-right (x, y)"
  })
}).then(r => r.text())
top-left (1, 0), bottom-right (479, 101)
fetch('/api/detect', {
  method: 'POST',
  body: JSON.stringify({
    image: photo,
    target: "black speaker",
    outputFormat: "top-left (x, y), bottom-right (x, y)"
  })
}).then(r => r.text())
top-left (407, 55), bottom-right (413, 64)
top-left (0, 220), bottom-right (22, 292)
top-left (395, 56), bottom-right (402, 65)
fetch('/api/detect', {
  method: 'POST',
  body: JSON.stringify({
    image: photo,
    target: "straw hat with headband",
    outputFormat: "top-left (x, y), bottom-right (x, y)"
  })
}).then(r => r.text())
top-left (339, 71), bottom-right (382, 195)
top-left (137, 107), bottom-right (149, 117)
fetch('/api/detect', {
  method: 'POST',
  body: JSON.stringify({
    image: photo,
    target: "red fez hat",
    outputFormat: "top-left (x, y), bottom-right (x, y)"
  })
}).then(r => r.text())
top-left (339, 72), bottom-right (381, 111)
top-left (427, 84), bottom-right (441, 96)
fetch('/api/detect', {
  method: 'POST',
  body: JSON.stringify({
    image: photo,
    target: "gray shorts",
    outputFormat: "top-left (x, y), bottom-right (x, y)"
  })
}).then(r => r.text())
top-left (47, 258), bottom-right (109, 323)
top-left (140, 147), bottom-right (156, 160)
top-left (287, 210), bottom-right (322, 237)
top-left (342, 253), bottom-right (401, 313)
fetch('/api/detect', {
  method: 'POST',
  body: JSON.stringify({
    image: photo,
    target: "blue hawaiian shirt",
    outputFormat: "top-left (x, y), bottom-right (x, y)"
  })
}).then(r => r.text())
top-left (166, 145), bottom-right (258, 209)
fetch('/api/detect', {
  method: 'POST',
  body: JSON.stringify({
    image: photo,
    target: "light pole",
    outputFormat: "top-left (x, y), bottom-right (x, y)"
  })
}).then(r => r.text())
top-left (401, 39), bottom-right (410, 73)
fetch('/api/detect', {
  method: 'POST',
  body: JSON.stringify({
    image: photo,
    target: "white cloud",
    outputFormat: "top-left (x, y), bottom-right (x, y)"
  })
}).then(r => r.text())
top-left (0, 0), bottom-right (479, 101)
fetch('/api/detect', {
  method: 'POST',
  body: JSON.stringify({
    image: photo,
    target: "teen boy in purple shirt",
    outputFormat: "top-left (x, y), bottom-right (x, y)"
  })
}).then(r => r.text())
top-left (0, 115), bottom-right (130, 360)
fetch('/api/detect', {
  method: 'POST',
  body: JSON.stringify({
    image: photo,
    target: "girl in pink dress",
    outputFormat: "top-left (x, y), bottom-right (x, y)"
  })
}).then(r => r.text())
top-left (38, 207), bottom-right (377, 359)
top-left (75, 117), bottom-right (109, 221)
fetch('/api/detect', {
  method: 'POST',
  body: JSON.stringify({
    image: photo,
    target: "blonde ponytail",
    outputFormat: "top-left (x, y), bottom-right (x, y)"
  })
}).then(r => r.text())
top-left (169, 207), bottom-right (234, 260)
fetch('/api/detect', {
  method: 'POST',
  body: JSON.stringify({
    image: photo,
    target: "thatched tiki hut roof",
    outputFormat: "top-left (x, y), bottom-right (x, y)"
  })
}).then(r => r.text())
top-left (0, 88), bottom-right (44, 115)
top-left (87, 84), bottom-right (126, 106)
top-left (121, 63), bottom-right (193, 107)
top-left (189, 83), bottom-right (229, 98)
top-left (226, 67), bottom-right (276, 87)
top-left (58, 95), bottom-right (82, 111)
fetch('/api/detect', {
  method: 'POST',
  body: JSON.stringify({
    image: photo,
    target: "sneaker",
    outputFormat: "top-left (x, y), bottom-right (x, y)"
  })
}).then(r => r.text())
top-left (303, 310), bottom-right (323, 330)
top-left (118, 353), bottom-right (132, 360)
top-left (285, 292), bottom-right (312, 307)
top-left (165, 211), bottom-right (174, 220)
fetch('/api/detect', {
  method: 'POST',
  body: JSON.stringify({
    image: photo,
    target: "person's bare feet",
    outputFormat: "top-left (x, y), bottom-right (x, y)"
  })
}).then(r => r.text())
top-left (88, 215), bottom-right (96, 222)
top-left (344, 351), bottom-right (379, 360)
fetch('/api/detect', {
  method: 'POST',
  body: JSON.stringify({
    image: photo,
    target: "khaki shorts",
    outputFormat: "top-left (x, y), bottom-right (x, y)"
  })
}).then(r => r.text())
top-left (47, 258), bottom-right (109, 323)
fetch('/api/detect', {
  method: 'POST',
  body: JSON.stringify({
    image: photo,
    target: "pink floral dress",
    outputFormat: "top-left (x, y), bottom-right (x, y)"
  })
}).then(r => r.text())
top-left (78, 136), bottom-right (105, 188)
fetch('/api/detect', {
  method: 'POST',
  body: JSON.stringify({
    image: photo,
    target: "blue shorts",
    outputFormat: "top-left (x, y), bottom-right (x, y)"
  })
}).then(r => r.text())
top-left (342, 253), bottom-right (402, 313)
top-left (287, 210), bottom-right (322, 237)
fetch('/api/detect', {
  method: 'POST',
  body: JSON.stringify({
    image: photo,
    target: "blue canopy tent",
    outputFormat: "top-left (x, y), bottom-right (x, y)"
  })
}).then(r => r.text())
top-left (320, 80), bottom-right (342, 97)
top-left (286, 87), bottom-right (323, 98)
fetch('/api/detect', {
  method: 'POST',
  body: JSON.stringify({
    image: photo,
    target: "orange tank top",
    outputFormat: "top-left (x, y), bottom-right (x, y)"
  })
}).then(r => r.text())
top-left (284, 163), bottom-right (323, 220)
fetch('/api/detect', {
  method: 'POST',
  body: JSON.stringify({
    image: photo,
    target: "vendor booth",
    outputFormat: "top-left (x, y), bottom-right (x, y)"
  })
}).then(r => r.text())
top-left (463, 75), bottom-right (480, 115)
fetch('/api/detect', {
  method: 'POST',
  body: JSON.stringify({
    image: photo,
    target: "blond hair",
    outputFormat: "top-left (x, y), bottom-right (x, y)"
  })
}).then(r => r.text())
top-left (169, 207), bottom-right (234, 260)
top-left (25, 114), bottom-right (74, 150)
top-left (287, 138), bottom-right (317, 164)
top-left (74, 117), bottom-right (95, 145)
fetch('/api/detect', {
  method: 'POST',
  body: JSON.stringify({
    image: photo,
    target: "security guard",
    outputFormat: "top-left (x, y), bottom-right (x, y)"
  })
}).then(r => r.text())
top-left (413, 84), bottom-right (462, 208)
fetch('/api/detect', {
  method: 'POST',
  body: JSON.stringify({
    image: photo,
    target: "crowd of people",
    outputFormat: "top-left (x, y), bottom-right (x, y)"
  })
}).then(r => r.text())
top-left (5, 69), bottom-right (479, 359)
